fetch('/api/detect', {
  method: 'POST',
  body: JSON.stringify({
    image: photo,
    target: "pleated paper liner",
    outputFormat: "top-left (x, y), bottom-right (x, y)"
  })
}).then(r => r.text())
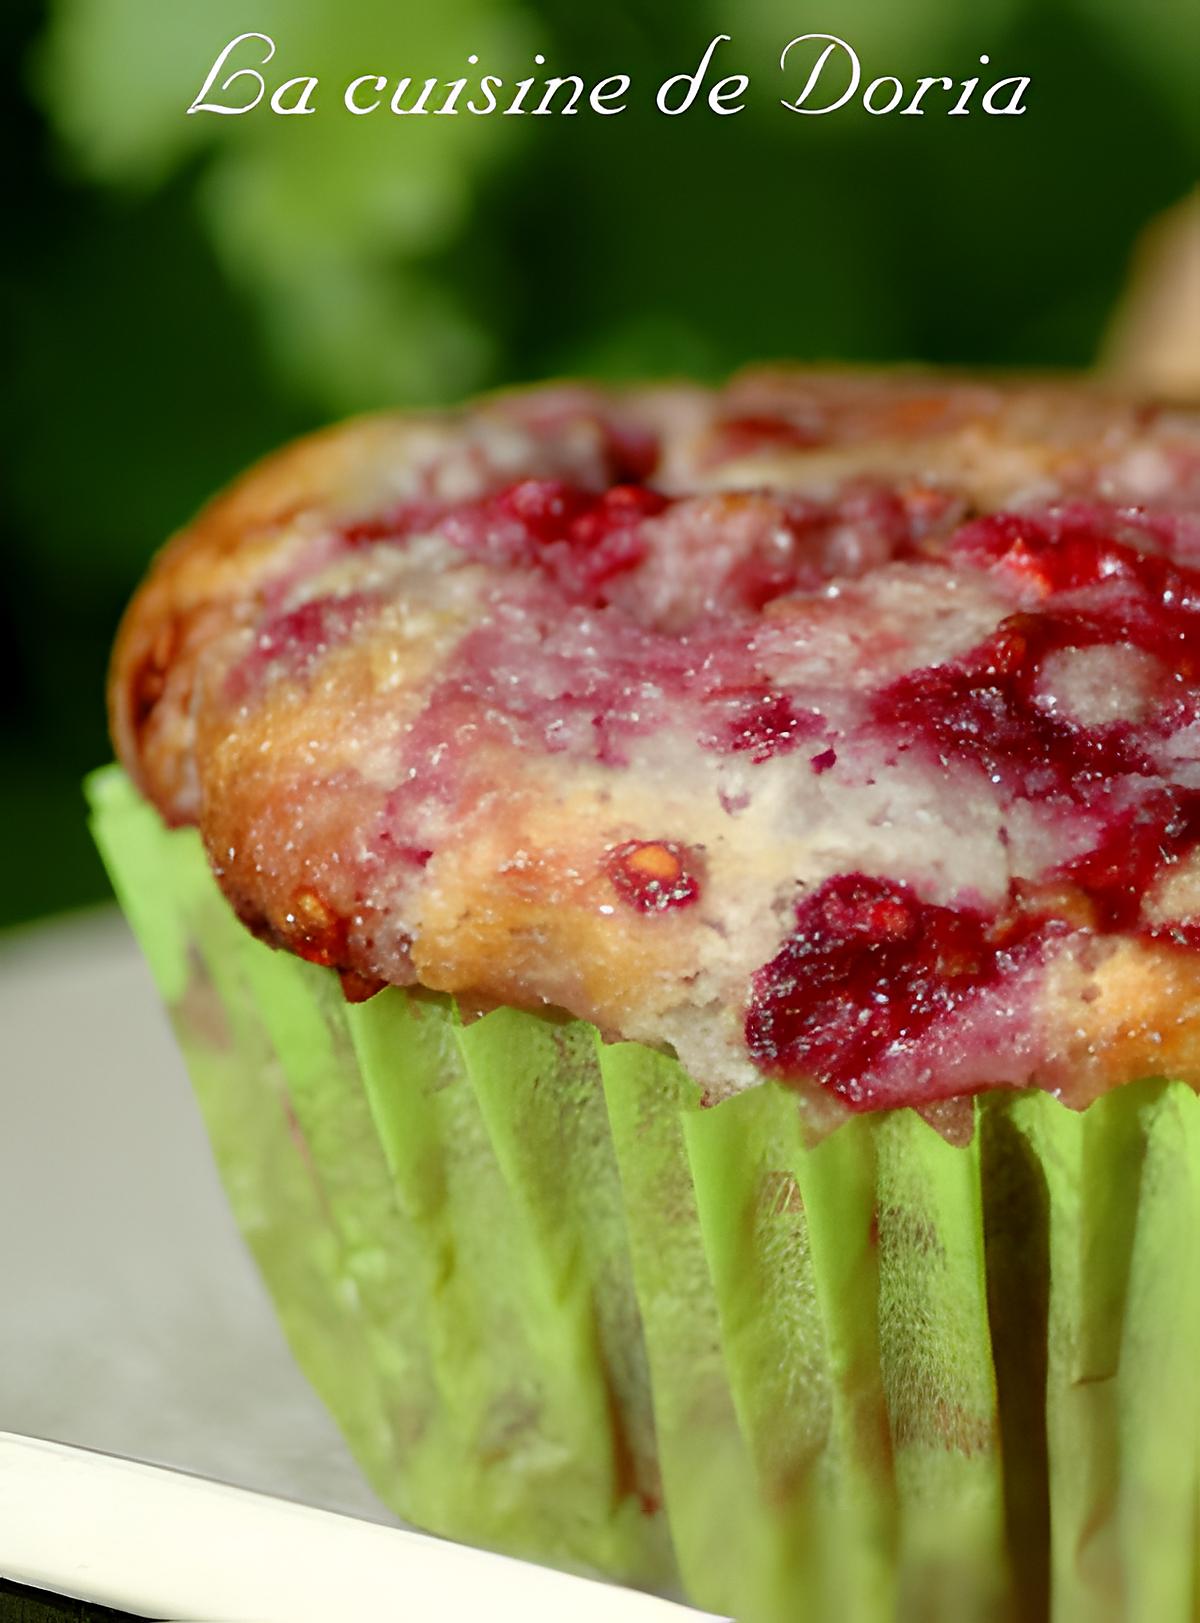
top-left (88, 765), bottom-right (1200, 1623)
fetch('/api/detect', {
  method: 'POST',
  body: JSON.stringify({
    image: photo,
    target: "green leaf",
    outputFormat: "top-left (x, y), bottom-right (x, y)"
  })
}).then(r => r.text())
top-left (36, 0), bottom-right (541, 407)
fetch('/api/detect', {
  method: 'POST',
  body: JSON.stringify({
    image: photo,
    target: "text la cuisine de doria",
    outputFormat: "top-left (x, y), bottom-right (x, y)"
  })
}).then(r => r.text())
top-left (189, 33), bottom-right (1031, 121)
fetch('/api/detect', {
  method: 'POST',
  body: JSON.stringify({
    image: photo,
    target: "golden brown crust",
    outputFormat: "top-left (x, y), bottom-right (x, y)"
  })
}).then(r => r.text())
top-left (109, 415), bottom-right (438, 816)
top-left (109, 369), bottom-right (1200, 1110)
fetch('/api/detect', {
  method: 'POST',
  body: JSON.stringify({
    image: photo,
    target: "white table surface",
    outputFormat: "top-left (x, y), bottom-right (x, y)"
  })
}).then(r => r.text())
top-left (0, 905), bottom-right (392, 1520)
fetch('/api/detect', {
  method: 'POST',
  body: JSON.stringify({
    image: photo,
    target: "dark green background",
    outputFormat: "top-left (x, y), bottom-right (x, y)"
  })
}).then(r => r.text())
top-left (0, 1576), bottom-right (149, 1621)
top-left (2, 0), bottom-right (1196, 929)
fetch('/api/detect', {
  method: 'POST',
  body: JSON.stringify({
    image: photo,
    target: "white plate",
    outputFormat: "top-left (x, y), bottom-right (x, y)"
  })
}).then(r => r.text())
top-left (0, 910), bottom-right (720, 1619)
top-left (0, 1433), bottom-right (714, 1621)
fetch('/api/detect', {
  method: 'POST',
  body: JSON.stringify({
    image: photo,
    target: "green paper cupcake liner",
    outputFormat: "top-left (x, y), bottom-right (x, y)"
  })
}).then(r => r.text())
top-left (88, 765), bottom-right (1200, 1622)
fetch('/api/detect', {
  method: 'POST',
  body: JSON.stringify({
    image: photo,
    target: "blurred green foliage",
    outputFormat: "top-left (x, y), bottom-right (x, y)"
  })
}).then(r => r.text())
top-left (1, 0), bottom-right (1196, 927)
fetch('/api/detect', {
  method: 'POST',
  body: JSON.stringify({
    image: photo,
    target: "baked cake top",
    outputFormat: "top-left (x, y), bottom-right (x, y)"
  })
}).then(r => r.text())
top-left (110, 370), bottom-right (1200, 1118)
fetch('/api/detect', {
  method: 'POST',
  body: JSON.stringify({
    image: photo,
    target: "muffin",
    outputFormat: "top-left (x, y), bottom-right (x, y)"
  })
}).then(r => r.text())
top-left (90, 370), bottom-right (1200, 1621)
